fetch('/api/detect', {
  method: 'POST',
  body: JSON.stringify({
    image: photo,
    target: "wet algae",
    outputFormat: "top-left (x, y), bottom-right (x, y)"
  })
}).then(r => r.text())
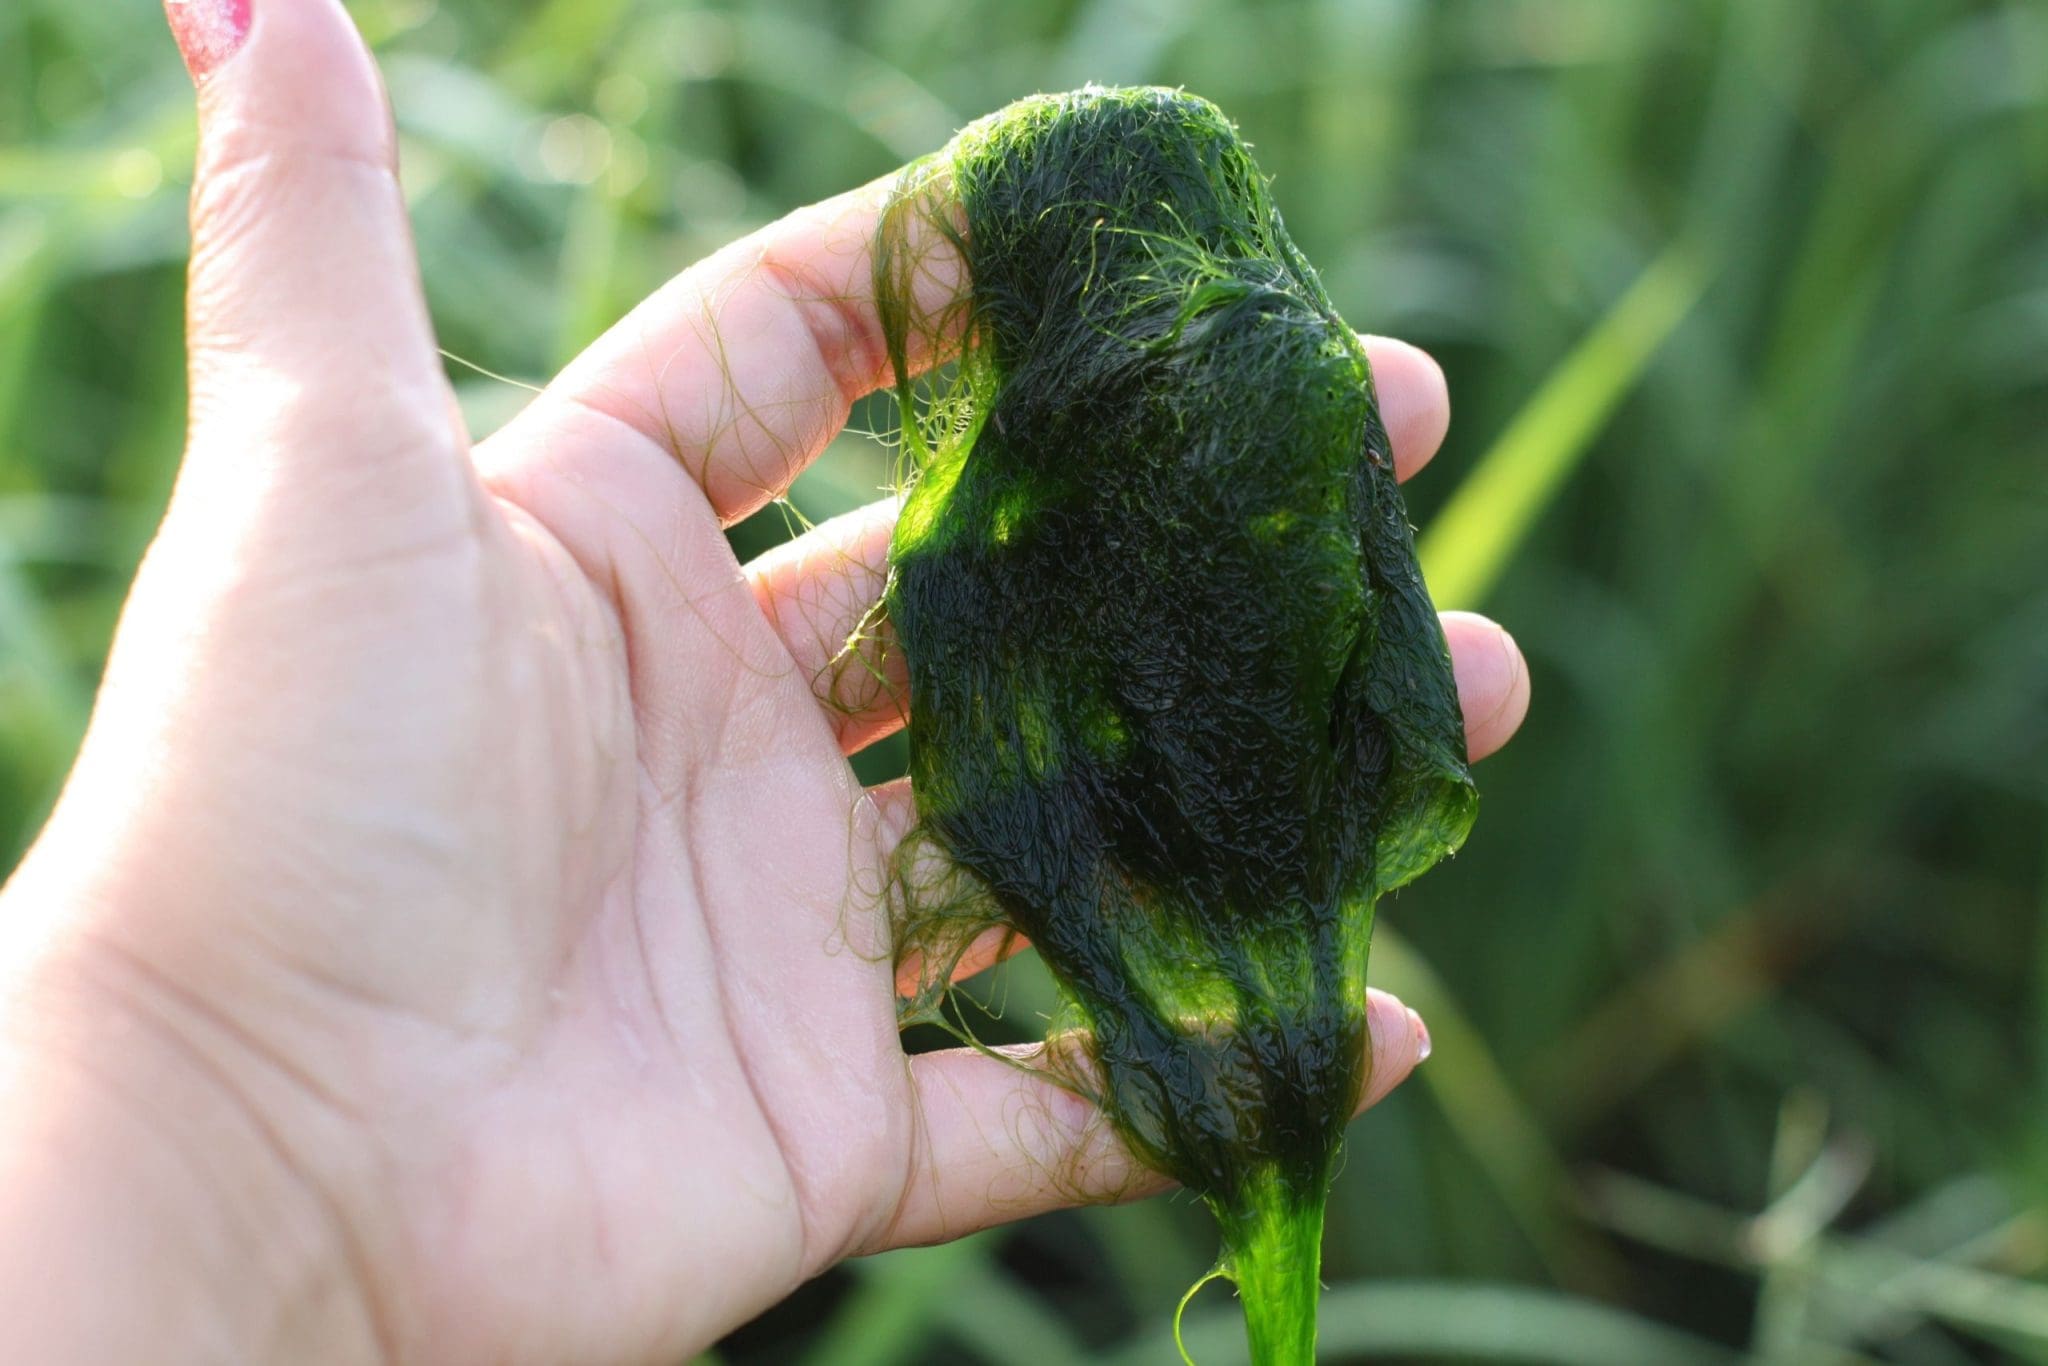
top-left (877, 86), bottom-right (1477, 1363)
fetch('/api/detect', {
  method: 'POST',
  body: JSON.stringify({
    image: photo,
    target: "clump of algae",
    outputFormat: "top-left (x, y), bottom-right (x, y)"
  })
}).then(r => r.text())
top-left (876, 86), bottom-right (1476, 1364)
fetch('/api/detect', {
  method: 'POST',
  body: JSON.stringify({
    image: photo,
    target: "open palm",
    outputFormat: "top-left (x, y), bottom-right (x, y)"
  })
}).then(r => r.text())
top-left (1, 4), bottom-right (1528, 1363)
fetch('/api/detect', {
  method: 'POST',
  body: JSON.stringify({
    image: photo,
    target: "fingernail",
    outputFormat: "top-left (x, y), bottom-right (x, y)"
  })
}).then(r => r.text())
top-left (166, 0), bottom-right (252, 82)
top-left (1408, 1008), bottom-right (1432, 1063)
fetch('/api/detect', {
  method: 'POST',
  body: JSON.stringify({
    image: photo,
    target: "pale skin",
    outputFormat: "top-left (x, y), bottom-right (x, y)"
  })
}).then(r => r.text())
top-left (0, 2), bottom-right (1531, 1363)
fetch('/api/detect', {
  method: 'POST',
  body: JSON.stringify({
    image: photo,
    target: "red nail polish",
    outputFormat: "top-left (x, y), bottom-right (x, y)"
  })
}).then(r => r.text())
top-left (166, 0), bottom-right (252, 82)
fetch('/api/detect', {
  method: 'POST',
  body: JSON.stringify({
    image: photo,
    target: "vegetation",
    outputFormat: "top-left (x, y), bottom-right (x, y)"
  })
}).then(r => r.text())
top-left (4, 0), bottom-right (2044, 1362)
top-left (880, 86), bottom-right (1473, 1363)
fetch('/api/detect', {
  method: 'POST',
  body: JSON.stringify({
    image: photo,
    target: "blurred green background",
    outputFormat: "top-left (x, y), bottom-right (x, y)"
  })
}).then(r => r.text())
top-left (5, 0), bottom-right (2046, 1360)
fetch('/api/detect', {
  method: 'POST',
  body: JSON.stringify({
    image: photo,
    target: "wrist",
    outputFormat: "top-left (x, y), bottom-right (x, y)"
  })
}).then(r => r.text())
top-left (0, 884), bottom-right (385, 1366)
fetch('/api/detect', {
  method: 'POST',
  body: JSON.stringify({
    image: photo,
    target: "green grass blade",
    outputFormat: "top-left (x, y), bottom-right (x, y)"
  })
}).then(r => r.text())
top-left (1371, 929), bottom-right (1614, 1288)
top-left (1419, 245), bottom-right (1708, 611)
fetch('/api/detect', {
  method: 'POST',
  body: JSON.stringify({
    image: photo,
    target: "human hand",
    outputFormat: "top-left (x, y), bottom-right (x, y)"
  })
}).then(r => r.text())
top-left (0, 2), bottom-right (1531, 1362)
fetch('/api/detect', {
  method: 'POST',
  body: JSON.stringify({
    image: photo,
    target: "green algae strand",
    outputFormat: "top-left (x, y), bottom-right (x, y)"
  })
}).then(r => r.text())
top-left (877, 86), bottom-right (1476, 1364)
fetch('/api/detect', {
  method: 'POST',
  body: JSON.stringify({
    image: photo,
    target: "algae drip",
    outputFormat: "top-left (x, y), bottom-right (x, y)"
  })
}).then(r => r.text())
top-left (877, 86), bottom-right (1477, 1364)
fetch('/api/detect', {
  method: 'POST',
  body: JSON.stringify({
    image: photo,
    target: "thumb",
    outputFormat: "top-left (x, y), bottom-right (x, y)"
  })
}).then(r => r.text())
top-left (166, 0), bottom-right (469, 524)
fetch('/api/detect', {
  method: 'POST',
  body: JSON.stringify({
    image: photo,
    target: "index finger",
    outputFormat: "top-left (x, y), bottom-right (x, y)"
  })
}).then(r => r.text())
top-left (484, 175), bottom-right (963, 526)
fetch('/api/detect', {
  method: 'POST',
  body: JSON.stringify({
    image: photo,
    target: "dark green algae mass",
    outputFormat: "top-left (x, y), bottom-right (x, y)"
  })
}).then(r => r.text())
top-left (876, 86), bottom-right (1475, 1361)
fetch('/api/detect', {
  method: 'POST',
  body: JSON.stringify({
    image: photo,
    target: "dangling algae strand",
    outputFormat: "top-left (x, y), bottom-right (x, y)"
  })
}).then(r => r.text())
top-left (877, 86), bottom-right (1477, 1364)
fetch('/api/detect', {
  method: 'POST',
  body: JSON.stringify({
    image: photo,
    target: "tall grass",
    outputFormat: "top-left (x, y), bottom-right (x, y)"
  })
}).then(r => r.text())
top-left (4, 0), bottom-right (2044, 1360)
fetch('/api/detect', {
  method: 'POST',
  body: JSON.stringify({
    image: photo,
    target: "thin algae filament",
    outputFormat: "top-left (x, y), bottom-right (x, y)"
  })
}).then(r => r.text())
top-left (876, 86), bottom-right (1476, 1364)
